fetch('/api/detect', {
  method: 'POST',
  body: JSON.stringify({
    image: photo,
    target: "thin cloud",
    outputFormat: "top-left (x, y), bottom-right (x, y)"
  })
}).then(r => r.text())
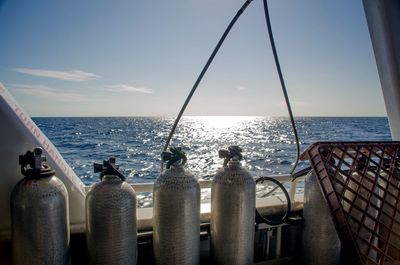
top-left (237, 86), bottom-right (248, 91)
top-left (107, 84), bottom-right (153, 94)
top-left (13, 68), bottom-right (100, 82)
top-left (10, 84), bottom-right (95, 102)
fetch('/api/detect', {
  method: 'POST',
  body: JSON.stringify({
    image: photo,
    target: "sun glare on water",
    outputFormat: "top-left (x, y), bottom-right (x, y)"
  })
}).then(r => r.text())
top-left (187, 116), bottom-right (255, 130)
top-left (176, 116), bottom-right (266, 146)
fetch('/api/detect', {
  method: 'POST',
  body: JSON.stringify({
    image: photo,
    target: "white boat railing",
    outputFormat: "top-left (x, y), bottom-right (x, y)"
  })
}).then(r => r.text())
top-left (85, 173), bottom-right (304, 204)
top-left (126, 174), bottom-right (302, 202)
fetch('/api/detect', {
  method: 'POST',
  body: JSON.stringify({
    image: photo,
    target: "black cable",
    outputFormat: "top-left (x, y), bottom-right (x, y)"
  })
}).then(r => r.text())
top-left (161, 0), bottom-right (254, 172)
top-left (262, 0), bottom-right (300, 176)
top-left (161, 0), bottom-right (301, 177)
top-left (255, 176), bottom-right (291, 225)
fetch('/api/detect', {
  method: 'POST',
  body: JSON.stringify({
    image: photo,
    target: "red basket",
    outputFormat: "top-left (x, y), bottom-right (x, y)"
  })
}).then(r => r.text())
top-left (301, 142), bottom-right (400, 265)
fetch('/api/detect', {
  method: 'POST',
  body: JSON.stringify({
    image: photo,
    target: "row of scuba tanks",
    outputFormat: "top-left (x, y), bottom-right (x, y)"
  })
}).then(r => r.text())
top-left (11, 145), bottom-right (256, 265)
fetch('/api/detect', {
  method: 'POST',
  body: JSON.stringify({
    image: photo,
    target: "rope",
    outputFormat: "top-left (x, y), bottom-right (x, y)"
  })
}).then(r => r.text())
top-left (161, 0), bottom-right (254, 172)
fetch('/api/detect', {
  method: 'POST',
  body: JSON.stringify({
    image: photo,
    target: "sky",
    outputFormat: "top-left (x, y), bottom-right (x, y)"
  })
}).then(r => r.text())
top-left (0, 0), bottom-right (387, 117)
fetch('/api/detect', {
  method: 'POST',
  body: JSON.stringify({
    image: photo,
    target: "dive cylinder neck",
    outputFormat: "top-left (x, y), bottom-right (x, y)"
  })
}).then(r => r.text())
top-left (19, 147), bottom-right (55, 179)
top-left (94, 157), bottom-right (126, 181)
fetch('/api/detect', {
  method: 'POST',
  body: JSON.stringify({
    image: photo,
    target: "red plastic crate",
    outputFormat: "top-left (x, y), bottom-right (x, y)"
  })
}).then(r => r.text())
top-left (301, 142), bottom-right (400, 265)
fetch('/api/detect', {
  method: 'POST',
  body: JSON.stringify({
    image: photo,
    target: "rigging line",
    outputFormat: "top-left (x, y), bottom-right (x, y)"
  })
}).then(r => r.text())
top-left (262, 0), bottom-right (300, 176)
top-left (161, 0), bottom-right (254, 172)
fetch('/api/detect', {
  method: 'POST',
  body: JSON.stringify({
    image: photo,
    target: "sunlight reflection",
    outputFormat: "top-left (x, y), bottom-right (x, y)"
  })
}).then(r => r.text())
top-left (192, 116), bottom-right (252, 129)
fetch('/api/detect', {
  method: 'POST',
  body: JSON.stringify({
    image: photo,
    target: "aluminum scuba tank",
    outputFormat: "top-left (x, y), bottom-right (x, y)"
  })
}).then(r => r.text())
top-left (86, 157), bottom-right (137, 265)
top-left (11, 147), bottom-right (70, 265)
top-left (302, 171), bottom-right (341, 265)
top-left (153, 147), bottom-right (200, 265)
top-left (302, 151), bottom-right (341, 265)
top-left (211, 146), bottom-right (256, 265)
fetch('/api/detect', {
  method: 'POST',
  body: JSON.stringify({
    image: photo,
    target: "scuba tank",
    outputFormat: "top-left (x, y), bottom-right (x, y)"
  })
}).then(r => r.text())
top-left (211, 146), bottom-right (256, 265)
top-left (86, 157), bottom-right (137, 265)
top-left (153, 147), bottom-right (200, 265)
top-left (302, 150), bottom-right (341, 265)
top-left (302, 171), bottom-right (341, 265)
top-left (11, 147), bottom-right (70, 265)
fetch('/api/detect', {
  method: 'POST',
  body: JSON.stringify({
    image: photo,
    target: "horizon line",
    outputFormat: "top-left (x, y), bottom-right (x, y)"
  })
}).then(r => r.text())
top-left (31, 115), bottom-right (389, 118)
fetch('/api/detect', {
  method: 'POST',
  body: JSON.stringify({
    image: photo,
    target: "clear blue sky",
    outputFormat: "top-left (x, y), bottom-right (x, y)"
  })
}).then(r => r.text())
top-left (0, 0), bottom-right (386, 117)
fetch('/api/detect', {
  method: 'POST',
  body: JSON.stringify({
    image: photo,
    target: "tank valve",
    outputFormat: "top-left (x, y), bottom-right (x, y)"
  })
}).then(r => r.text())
top-left (219, 145), bottom-right (243, 166)
top-left (94, 157), bottom-right (125, 181)
top-left (19, 147), bottom-right (46, 169)
top-left (19, 147), bottom-right (54, 178)
top-left (161, 147), bottom-right (187, 169)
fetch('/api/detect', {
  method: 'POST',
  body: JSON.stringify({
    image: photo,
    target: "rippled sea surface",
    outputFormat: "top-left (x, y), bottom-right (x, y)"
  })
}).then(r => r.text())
top-left (33, 116), bottom-right (391, 185)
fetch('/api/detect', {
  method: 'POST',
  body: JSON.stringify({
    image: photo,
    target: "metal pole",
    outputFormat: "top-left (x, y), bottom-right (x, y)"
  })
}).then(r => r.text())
top-left (276, 226), bottom-right (282, 259)
top-left (289, 178), bottom-right (297, 203)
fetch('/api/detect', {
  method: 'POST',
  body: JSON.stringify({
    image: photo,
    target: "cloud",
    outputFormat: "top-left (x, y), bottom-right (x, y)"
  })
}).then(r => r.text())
top-left (106, 84), bottom-right (153, 94)
top-left (237, 86), bottom-right (248, 91)
top-left (10, 84), bottom-right (95, 102)
top-left (13, 68), bottom-right (100, 81)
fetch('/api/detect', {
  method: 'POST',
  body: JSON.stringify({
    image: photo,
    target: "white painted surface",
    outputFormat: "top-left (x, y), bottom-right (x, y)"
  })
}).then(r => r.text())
top-left (0, 83), bottom-right (86, 239)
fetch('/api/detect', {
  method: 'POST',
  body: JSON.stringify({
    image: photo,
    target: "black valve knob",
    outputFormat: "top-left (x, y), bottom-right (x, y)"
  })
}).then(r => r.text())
top-left (94, 157), bottom-right (125, 181)
top-left (161, 147), bottom-right (187, 169)
top-left (219, 145), bottom-right (243, 167)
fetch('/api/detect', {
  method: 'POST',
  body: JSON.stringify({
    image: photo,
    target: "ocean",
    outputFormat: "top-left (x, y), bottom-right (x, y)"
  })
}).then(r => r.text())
top-left (33, 116), bottom-right (391, 185)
